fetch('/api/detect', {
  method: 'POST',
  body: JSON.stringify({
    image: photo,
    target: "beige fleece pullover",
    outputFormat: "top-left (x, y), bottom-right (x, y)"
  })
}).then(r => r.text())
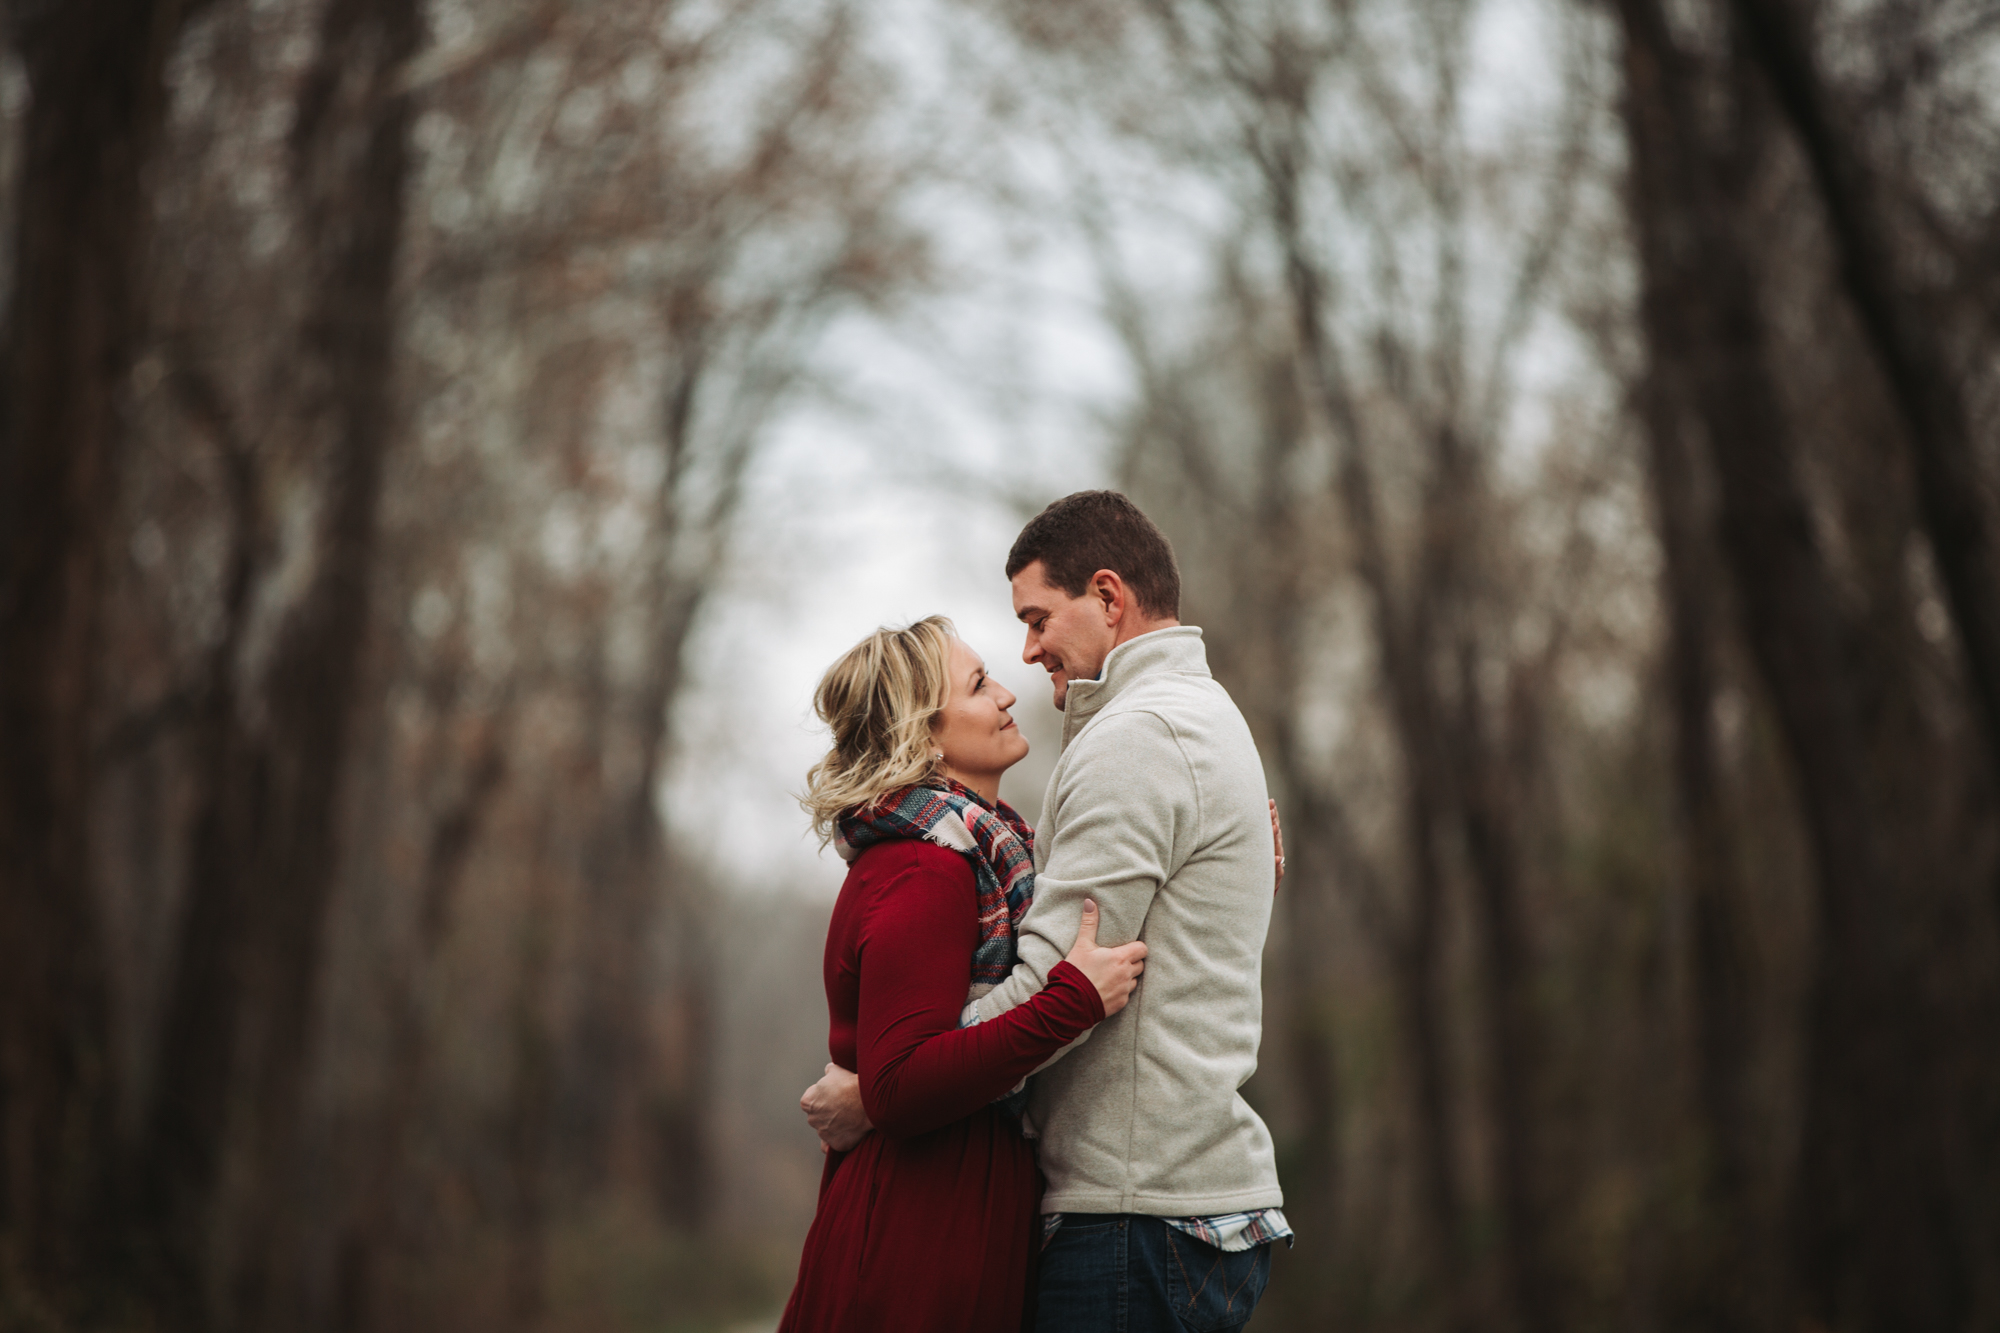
top-left (967, 626), bottom-right (1284, 1217)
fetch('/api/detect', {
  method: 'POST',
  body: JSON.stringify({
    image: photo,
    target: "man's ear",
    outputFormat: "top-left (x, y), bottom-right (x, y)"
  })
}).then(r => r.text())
top-left (1092, 570), bottom-right (1126, 624)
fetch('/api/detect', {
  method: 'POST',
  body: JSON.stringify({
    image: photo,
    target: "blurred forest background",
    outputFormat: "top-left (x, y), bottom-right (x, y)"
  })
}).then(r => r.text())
top-left (4, 0), bottom-right (2000, 1331)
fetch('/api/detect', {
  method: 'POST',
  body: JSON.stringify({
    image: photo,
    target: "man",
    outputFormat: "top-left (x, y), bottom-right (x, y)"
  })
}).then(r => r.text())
top-left (803, 491), bottom-right (1288, 1331)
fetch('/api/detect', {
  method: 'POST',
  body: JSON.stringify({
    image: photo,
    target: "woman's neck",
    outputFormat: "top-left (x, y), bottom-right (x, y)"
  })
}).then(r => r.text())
top-left (939, 765), bottom-right (1001, 806)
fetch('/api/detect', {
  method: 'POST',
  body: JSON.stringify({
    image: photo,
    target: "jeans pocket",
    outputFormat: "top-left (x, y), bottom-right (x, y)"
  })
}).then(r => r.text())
top-left (1162, 1231), bottom-right (1270, 1333)
top-left (1037, 1219), bottom-right (1127, 1333)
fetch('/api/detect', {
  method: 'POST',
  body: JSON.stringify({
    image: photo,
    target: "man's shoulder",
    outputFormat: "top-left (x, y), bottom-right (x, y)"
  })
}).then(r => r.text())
top-left (1099, 671), bottom-right (1251, 743)
top-left (1066, 702), bottom-right (1186, 764)
top-left (1091, 679), bottom-right (1266, 820)
top-left (1057, 673), bottom-right (1259, 794)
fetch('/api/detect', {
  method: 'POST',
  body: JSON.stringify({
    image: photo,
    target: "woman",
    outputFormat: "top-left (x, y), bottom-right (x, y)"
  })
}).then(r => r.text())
top-left (777, 616), bottom-right (1147, 1333)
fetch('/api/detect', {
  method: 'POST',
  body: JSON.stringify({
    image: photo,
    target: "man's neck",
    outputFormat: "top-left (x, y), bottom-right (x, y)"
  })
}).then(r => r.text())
top-left (1079, 619), bottom-right (1183, 687)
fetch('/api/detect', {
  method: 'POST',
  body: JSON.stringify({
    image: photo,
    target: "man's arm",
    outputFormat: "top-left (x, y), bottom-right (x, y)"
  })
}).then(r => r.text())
top-left (966, 711), bottom-right (1194, 1050)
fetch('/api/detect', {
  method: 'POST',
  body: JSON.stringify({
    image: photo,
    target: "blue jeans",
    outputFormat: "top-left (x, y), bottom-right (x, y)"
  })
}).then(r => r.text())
top-left (1034, 1214), bottom-right (1272, 1333)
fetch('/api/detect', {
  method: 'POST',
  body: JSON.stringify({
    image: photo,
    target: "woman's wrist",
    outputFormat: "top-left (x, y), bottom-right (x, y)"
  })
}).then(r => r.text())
top-left (1048, 958), bottom-right (1108, 1024)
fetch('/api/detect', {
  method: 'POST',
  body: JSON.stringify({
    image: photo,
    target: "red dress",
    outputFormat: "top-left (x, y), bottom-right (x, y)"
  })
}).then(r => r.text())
top-left (777, 839), bottom-right (1104, 1333)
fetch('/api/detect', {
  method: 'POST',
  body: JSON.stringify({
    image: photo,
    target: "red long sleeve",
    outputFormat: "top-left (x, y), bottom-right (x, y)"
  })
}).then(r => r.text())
top-left (787, 840), bottom-right (1064, 1333)
top-left (851, 855), bottom-right (1103, 1138)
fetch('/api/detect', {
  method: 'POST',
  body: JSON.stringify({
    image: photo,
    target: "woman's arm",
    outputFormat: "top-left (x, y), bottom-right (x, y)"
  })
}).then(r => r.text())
top-left (854, 867), bottom-right (1105, 1138)
top-left (803, 898), bottom-right (1146, 1147)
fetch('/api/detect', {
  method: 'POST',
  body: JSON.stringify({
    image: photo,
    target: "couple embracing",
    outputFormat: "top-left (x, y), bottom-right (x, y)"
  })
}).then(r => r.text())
top-left (778, 491), bottom-right (1289, 1333)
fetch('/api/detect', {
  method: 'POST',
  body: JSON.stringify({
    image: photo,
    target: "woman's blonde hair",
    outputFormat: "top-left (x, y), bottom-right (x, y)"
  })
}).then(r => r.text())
top-left (801, 615), bottom-right (956, 844)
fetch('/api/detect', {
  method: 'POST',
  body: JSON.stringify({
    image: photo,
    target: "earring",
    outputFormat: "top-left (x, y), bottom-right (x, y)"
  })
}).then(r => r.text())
top-left (932, 751), bottom-right (945, 763)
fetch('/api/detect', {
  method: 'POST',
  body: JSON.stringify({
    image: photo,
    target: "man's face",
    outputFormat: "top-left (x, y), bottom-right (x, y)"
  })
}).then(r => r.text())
top-left (1011, 561), bottom-right (1116, 710)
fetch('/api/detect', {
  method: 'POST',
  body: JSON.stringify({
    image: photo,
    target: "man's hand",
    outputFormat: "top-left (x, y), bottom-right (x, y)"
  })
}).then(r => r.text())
top-left (1272, 799), bottom-right (1286, 893)
top-left (800, 1063), bottom-right (872, 1154)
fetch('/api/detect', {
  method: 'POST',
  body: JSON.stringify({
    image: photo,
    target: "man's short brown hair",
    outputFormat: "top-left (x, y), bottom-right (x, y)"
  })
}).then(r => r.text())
top-left (1005, 491), bottom-right (1181, 620)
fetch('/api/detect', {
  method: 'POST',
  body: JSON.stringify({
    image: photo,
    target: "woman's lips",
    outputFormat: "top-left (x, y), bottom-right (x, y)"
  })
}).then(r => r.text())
top-left (1000, 718), bottom-right (1016, 730)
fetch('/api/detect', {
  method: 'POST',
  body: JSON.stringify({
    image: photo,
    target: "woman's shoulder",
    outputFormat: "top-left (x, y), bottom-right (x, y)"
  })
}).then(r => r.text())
top-left (843, 840), bottom-right (975, 941)
top-left (850, 837), bottom-right (972, 879)
top-left (846, 838), bottom-right (973, 892)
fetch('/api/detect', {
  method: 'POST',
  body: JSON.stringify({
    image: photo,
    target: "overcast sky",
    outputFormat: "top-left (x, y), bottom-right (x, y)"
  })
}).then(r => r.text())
top-left (661, 194), bottom-right (1129, 894)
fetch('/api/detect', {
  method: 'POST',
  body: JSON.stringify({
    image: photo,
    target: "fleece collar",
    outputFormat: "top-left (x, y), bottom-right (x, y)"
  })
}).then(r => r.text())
top-left (1060, 625), bottom-right (1209, 749)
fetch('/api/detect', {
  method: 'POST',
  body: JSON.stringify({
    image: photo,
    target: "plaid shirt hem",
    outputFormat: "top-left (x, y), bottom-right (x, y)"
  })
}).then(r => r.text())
top-left (1042, 1208), bottom-right (1293, 1253)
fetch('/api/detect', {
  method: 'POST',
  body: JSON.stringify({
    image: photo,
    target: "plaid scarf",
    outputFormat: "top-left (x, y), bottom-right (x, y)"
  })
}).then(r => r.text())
top-left (834, 779), bottom-right (1037, 1001)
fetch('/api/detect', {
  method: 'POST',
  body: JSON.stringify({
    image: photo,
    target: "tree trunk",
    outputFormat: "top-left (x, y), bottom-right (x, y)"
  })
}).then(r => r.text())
top-left (1614, 3), bottom-right (1954, 1326)
top-left (233, 2), bottom-right (419, 1323)
top-left (127, 354), bottom-right (266, 1329)
top-left (1451, 645), bottom-right (1557, 1333)
top-left (1243, 416), bottom-right (1344, 1291)
top-left (0, 0), bottom-right (192, 1311)
top-left (1728, 0), bottom-right (2000, 789)
top-left (505, 836), bottom-right (559, 1333)
top-left (569, 575), bottom-right (711, 1220)
top-left (1272, 155), bottom-right (1471, 1320)
top-left (1269, 773), bottom-right (1344, 1322)
top-left (333, 717), bottom-right (507, 1333)
top-left (135, 0), bottom-right (419, 1324)
top-left (1623, 33), bottom-right (1759, 1328)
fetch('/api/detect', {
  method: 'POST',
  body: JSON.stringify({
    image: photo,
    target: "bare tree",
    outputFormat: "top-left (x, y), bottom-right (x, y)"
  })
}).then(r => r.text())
top-left (1729, 0), bottom-right (2000, 786)
top-left (134, 1), bottom-right (421, 1326)
top-left (0, 0), bottom-right (205, 1314)
top-left (1619, 18), bottom-right (1764, 1329)
top-left (1614, 0), bottom-right (2000, 1326)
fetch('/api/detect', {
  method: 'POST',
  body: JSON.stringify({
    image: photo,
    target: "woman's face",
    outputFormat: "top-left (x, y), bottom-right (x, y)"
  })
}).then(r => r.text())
top-left (932, 638), bottom-right (1030, 790)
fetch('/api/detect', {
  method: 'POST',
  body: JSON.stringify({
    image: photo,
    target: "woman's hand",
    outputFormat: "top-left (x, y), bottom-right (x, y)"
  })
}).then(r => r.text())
top-left (1064, 898), bottom-right (1148, 1017)
top-left (1272, 798), bottom-right (1286, 893)
top-left (800, 1063), bottom-right (873, 1154)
